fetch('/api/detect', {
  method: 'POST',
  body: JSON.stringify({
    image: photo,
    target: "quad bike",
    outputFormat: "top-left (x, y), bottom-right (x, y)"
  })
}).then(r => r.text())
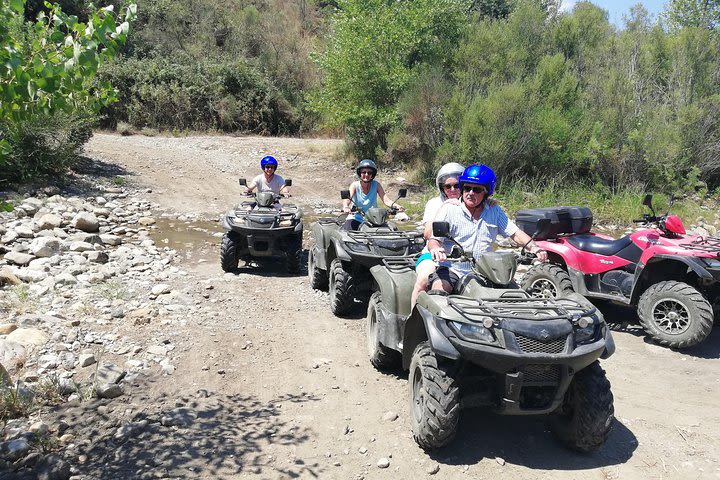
top-left (307, 188), bottom-right (425, 316)
top-left (220, 178), bottom-right (303, 273)
top-left (366, 219), bottom-right (615, 452)
top-left (519, 195), bottom-right (720, 349)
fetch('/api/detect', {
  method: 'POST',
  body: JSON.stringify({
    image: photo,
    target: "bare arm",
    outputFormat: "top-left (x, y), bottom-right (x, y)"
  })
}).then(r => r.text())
top-left (509, 230), bottom-right (547, 262)
top-left (343, 182), bottom-right (356, 213)
top-left (377, 183), bottom-right (405, 212)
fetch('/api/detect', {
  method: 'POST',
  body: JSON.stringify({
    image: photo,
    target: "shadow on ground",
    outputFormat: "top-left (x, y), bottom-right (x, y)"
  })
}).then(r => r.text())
top-left (431, 412), bottom-right (636, 470)
top-left (48, 389), bottom-right (322, 479)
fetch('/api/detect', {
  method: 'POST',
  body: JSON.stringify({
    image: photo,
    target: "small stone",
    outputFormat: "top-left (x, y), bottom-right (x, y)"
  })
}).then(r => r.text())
top-left (96, 383), bottom-right (123, 399)
top-left (151, 284), bottom-right (171, 296)
top-left (427, 463), bottom-right (440, 475)
top-left (73, 212), bottom-right (100, 232)
top-left (377, 457), bottom-right (390, 469)
top-left (79, 353), bottom-right (96, 367)
top-left (4, 251), bottom-right (34, 266)
top-left (496, 457), bottom-right (505, 466)
top-left (382, 411), bottom-right (398, 422)
top-left (359, 447), bottom-right (367, 454)
top-left (0, 323), bottom-right (17, 335)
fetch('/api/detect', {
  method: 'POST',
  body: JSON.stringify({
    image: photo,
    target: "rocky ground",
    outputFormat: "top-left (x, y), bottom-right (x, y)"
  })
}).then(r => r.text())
top-left (0, 132), bottom-right (719, 480)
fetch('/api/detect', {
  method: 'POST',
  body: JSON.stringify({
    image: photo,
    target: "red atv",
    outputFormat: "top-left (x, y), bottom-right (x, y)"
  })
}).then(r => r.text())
top-left (517, 195), bottom-right (719, 349)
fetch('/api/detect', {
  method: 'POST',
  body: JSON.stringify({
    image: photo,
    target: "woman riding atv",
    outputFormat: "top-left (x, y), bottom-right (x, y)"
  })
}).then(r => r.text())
top-left (341, 159), bottom-right (405, 231)
top-left (246, 155), bottom-right (291, 196)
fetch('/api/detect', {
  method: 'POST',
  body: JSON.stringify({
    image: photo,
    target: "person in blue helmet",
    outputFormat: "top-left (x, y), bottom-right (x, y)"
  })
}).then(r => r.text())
top-left (247, 155), bottom-right (290, 196)
top-left (341, 159), bottom-right (405, 231)
top-left (425, 164), bottom-right (547, 294)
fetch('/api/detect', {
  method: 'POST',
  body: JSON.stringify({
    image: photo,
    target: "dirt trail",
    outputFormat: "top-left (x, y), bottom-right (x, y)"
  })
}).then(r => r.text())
top-left (80, 133), bottom-right (720, 480)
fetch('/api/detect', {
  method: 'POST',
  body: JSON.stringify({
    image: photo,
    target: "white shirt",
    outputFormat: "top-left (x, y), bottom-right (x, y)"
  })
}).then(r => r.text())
top-left (250, 173), bottom-right (285, 194)
top-left (434, 202), bottom-right (519, 275)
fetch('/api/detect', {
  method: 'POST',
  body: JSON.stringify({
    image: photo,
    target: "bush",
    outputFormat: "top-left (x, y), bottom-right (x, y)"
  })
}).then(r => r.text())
top-left (98, 56), bottom-right (301, 134)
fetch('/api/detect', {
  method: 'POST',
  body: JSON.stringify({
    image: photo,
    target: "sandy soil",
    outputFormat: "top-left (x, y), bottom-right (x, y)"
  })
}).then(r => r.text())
top-left (79, 132), bottom-right (720, 480)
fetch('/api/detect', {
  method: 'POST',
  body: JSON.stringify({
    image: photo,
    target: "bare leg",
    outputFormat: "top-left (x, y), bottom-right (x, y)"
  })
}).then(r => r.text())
top-left (411, 260), bottom-right (436, 309)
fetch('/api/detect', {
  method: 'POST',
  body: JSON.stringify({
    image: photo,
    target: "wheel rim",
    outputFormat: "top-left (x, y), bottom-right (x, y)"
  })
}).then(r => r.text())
top-left (651, 298), bottom-right (691, 335)
top-left (529, 278), bottom-right (557, 298)
top-left (411, 366), bottom-right (425, 423)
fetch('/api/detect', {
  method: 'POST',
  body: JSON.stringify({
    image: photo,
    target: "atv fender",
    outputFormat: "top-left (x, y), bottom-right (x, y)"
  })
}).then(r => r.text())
top-left (601, 330), bottom-right (615, 359)
top-left (402, 305), bottom-right (460, 370)
top-left (331, 238), bottom-right (352, 262)
top-left (369, 265), bottom-right (416, 317)
top-left (221, 214), bottom-right (233, 231)
top-left (630, 255), bottom-right (713, 304)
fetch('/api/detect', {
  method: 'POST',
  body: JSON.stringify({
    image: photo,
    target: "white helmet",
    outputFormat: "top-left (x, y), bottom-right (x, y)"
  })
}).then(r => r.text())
top-left (436, 162), bottom-right (465, 196)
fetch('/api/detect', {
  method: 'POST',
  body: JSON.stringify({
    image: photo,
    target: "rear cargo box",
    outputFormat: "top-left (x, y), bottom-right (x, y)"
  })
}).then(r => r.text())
top-left (515, 207), bottom-right (592, 240)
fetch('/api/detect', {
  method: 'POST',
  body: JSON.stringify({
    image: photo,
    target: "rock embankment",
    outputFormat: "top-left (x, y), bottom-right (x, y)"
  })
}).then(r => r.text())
top-left (0, 184), bottom-right (198, 479)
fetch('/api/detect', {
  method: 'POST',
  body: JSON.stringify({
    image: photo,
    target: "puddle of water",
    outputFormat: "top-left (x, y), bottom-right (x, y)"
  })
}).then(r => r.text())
top-left (148, 218), bottom-right (223, 264)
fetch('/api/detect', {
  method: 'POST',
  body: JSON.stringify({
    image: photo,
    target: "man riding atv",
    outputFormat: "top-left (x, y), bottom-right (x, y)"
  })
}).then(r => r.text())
top-left (426, 164), bottom-right (548, 294)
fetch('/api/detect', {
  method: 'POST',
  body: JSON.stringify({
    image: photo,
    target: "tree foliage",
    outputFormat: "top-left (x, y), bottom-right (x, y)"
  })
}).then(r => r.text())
top-left (0, 0), bottom-right (136, 181)
top-left (664, 0), bottom-right (720, 30)
top-left (310, 0), bottom-right (471, 158)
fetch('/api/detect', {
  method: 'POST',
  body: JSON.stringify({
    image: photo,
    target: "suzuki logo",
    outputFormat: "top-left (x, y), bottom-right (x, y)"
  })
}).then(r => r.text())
top-left (540, 329), bottom-right (550, 340)
top-left (599, 259), bottom-right (614, 265)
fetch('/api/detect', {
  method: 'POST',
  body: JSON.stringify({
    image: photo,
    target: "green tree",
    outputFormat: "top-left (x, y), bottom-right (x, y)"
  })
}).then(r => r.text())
top-left (664, 0), bottom-right (720, 30)
top-left (311, 0), bottom-right (470, 158)
top-left (0, 0), bottom-right (136, 180)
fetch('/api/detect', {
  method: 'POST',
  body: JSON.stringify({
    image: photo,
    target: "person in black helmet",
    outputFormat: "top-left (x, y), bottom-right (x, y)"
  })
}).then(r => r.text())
top-left (341, 159), bottom-right (405, 231)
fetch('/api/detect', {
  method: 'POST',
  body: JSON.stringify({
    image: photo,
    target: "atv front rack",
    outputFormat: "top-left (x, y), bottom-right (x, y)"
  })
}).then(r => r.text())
top-left (346, 230), bottom-right (422, 243)
top-left (679, 236), bottom-right (720, 256)
top-left (446, 295), bottom-right (596, 325)
top-left (381, 256), bottom-right (418, 273)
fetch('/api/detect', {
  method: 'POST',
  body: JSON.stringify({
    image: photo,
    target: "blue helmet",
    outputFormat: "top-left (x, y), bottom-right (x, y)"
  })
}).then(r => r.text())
top-left (260, 155), bottom-right (278, 169)
top-left (458, 164), bottom-right (496, 196)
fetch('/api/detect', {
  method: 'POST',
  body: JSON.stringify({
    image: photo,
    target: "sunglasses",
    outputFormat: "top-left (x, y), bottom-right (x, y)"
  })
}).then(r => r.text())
top-left (443, 183), bottom-right (460, 191)
top-left (359, 170), bottom-right (374, 175)
top-left (463, 185), bottom-right (487, 194)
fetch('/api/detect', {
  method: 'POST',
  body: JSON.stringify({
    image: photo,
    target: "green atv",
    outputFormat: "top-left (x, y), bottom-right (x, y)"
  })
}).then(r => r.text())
top-left (366, 220), bottom-right (616, 452)
top-left (220, 178), bottom-right (303, 273)
top-left (307, 188), bottom-right (424, 316)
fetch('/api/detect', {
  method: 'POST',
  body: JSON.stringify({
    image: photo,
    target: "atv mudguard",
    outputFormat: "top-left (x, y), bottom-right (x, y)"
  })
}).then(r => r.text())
top-left (402, 305), bottom-right (461, 370)
top-left (630, 254), bottom-right (714, 304)
top-left (369, 264), bottom-right (416, 317)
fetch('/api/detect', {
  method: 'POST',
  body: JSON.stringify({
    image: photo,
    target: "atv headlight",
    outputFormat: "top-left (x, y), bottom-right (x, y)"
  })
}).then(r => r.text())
top-left (449, 321), bottom-right (495, 343)
top-left (279, 219), bottom-right (292, 227)
top-left (346, 242), bottom-right (370, 252)
top-left (574, 325), bottom-right (597, 345)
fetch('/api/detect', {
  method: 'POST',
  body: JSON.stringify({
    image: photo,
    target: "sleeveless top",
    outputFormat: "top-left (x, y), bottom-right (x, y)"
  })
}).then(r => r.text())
top-left (351, 180), bottom-right (378, 222)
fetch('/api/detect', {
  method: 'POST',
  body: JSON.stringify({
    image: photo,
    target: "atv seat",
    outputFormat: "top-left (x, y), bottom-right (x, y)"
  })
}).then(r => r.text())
top-left (566, 234), bottom-right (633, 256)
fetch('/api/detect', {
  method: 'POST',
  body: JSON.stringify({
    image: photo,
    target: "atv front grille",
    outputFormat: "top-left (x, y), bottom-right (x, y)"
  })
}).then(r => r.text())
top-left (515, 334), bottom-right (568, 354)
top-left (679, 236), bottom-right (720, 256)
top-left (521, 364), bottom-right (561, 384)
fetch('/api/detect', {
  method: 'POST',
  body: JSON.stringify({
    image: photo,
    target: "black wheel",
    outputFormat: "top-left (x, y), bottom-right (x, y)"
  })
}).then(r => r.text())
top-left (367, 292), bottom-right (401, 370)
top-left (550, 361), bottom-right (614, 452)
top-left (522, 263), bottom-right (574, 298)
top-left (329, 258), bottom-right (355, 315)
top-left (409, 341), bottom-right (460, 450)
top-left (637, 281), bottom-right (713, 349)
top-left (308, 246), bottom-right (328, 291)
top-left (285, 234), bottom-right (303, 274)
top-left (220, 233), bottom-right (239, 272)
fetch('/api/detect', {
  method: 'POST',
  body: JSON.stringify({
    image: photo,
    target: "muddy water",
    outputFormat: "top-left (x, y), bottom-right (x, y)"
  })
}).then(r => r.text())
top-left (148, 218), bottom-right (223, 264)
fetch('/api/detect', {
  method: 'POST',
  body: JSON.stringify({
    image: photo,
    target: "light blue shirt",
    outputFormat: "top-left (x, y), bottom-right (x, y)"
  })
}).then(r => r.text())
top-left (351, 180), bottom-right (378, 222)
top-left (434, 202), bottom-right (519, 275)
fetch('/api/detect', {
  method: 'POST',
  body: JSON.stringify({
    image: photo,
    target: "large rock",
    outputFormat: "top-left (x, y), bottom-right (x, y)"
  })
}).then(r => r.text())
top-left (68, 241), bottom-right (94, 252)
top-left (29, 237), bottom-right (60, 257)
top-left (72, 212), bottom-right (100, 233)
top-left (7, 328), bottom-right (49, 347)
top-left (15, 225), bottom-right (35, 238)
top-left (4, 251), bottom-right (34, 266)
top-left (0, 339), bottom-right (27, 372)
top-left (0, 268), bottom-right (22, 286)
top-left (36, 214), bottom-right (62, 230)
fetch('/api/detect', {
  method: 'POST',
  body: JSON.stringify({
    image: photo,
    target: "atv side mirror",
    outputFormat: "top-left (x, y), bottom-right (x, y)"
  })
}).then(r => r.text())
top-left (534, 218), bottom-right (551, 239)
top-left (340, 190), bottom-right (351, 200)
top-left (239, 178), bottom-right (247, 186)
top-left (432, 221), bottom-right (450, 238)
top-left (284, 179), bottom-right (293, 187)
top-left (642, 194), bottom-right (652, 208)
top-left (398, 188), bottom-right (407, 198)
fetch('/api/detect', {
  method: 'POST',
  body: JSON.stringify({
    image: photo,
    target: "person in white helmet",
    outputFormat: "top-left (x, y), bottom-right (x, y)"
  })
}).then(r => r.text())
top-left (410, 163), bottom-right (465, 308)
top-left (342, 159), bottom-right (405, 231)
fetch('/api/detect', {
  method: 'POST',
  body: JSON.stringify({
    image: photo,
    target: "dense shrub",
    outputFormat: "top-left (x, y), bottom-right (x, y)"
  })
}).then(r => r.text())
top-left (98, 56), bottom-right (300, 134)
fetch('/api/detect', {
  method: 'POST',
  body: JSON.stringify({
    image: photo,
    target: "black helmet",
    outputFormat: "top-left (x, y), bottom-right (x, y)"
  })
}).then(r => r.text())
top-left (356, 159), bottom-right (377, 179)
